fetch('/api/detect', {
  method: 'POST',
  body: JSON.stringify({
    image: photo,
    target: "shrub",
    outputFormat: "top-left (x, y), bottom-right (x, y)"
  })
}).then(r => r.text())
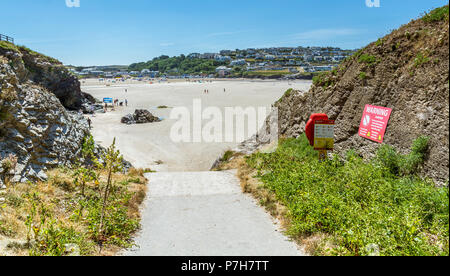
top-left (0, 154), bottom-right (18, 186)
top-left (359, 72), bottom-right (367, 80)
top-left (2, 138), bottom-right (146, 255)
top-left (422, 5), bottom-right (449, 23)
top-left (376, 144), bottom-right (402, 175)
top-left (313, 72), bottom-right (334, 88)
top-left (375, 38), bottom-right (384, 46)
top-left (83, 188), bottom-right (139, 248)
top-left (246, 135), bottom-right (448, 256)
top-left (220, 150), bottom-right (235, 162)
top-left (358, 54), bottom-right (378, 65)
top-left (414, 52), bottom-right (430, 67)
top-left (376, 136), bottom-right (430, 176)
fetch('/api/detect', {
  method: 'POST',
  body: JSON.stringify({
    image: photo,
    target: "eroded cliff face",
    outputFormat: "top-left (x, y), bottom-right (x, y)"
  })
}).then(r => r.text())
top-left (241, 7), bottom-right (449, 185)
top-left (0, 44), bottom-right (90, 184)
top-left (1, 45), bottom-right (88, 110)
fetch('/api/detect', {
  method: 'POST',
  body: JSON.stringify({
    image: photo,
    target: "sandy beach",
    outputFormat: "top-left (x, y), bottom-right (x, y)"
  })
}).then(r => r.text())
top-left (82, 79), bottom-right (311, 256)
top-left (82, 79), bottom-right (312, 171)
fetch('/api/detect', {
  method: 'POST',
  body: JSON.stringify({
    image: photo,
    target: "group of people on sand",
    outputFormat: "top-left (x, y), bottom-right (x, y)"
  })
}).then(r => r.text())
top-left (113, 99), bottom-right (128, 107)
top-left (203, 88), bottom-right (227, 94)
top-left (102, 98), bottom-right (128, 113)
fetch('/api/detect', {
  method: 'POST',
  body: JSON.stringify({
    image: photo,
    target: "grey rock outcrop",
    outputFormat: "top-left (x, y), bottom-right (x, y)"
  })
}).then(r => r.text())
top-left (121, 109), bottom-right (161, 125)
top-left (1, 45), bottom-right (90, 183)
top-left (1, 45), bottom-right (94, 111)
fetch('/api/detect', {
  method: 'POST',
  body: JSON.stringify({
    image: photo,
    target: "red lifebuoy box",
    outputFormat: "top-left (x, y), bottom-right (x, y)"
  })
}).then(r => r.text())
top-left (305, 113), bottom-right (329, 146)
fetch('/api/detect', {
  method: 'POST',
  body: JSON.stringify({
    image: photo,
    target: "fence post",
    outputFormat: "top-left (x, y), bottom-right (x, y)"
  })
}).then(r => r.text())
top-left (0, 34), bottom-right (15, 44)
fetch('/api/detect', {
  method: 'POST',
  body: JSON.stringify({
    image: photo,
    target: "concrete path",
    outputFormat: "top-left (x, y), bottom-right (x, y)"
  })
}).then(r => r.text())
top-left (124, 171), bottom-right (303, 256)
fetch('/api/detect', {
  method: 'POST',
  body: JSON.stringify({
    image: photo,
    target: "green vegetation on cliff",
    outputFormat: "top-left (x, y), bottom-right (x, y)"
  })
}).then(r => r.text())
top-left (422, 5), bottom-right (449, 22)
top-left (246, 135), bottom-right (449, 256)
top-left (0, 42), bottom-right (61, 65)
top-left (129, 55), bottom-right (226, 75)
top-left (0, 138), bottom-right (147, 256)
top-left (0, 41), bottom-right (19, 52)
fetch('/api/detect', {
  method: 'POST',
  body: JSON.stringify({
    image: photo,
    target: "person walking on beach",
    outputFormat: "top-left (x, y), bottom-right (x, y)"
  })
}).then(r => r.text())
top-left (87, 117), bottom-right (92, 129)
top-left (125, 99), bottom-right (128, 107)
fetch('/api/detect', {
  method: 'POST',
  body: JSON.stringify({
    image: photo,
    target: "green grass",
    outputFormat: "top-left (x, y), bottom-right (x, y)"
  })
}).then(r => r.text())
top-left (422, 5), bottom-right (449, 23)
top-left (312, 71), bottom-right (334, 88)
top-left (414, 52), bottom-right (430, 68)
top-left (358, 54), bottom-right (378, 65)
top-left (220, 150), bottom-right (235, 163)
top-left (246, 135), bottom-right (449, 256)
top-left (283, 88), bottom-right (294, 98)
top-left (0, 41), bottom-right (18, 52)
top-left (375, 38), bottom-right (385, 47)
top-left (359, 72), bottom-right (368, 80)
top-left (276, 88), bottom-right (295, 104)
top-left (17, 45), bottom-right (61, 64)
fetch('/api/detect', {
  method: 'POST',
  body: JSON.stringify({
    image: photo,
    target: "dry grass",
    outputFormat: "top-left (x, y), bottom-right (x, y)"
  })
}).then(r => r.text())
top-left (0, 167), bottom-right (147, 256)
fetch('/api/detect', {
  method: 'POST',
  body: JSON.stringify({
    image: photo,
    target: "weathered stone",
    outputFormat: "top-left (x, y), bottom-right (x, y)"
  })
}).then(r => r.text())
top-left (1, 47), bottom-right (91, 183)
top-left (121, 109), bottom-right (161, 125)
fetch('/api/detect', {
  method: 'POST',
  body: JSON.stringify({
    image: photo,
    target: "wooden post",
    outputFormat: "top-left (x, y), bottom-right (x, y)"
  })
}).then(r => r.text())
top-left (0, 34), bottom-right (14, 44)
top-left (318, 150), bottom-right (328, 162)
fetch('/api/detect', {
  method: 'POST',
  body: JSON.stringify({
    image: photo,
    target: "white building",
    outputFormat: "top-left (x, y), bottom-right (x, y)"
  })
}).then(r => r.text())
top-left (220, 50), bottom-right (232, 56)
top-left (303, 55), bottom-right (314, 62)
top-left (141, 69), bottom-right (159, 77)
top-left (215, 66), bottom-right (232, 77)
top-left (90, 70), bottom-right (105, 76)
top-left (230, 59), bottom-right (246, 66)
top-left (332, 56), bottom-right (346, 62)
top-left (201, 53), bottom-right (217, 59)
top-left (215, 55), bottom-right (232, 62)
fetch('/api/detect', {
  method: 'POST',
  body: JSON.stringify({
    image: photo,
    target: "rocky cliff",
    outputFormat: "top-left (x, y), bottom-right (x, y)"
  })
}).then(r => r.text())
top-left (0, 43), bottom-right (92, 184)
top-left (244, 6), bottom-right (449, 184)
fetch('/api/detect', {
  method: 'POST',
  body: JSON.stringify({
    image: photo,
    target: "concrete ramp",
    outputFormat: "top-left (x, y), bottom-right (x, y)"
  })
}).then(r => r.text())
top-left (125, 171), bottom-right (303, 256)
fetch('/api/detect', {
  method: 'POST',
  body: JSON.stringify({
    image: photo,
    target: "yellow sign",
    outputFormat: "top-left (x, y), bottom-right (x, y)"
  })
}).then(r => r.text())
top-left (314, 120), bottom-right (335, 151)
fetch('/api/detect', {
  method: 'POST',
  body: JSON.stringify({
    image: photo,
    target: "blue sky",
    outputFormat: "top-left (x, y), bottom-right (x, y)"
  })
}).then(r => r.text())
top-left (1, 0), bottom-right (448, 65)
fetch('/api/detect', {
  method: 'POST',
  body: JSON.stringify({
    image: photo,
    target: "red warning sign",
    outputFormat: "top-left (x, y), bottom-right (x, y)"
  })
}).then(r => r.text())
top-left (359, 105), bottom-right (392, 143)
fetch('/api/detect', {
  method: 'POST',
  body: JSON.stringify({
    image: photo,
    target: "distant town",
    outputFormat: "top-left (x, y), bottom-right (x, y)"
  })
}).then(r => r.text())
top-left (68, 46), bottom-right (357, 79)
